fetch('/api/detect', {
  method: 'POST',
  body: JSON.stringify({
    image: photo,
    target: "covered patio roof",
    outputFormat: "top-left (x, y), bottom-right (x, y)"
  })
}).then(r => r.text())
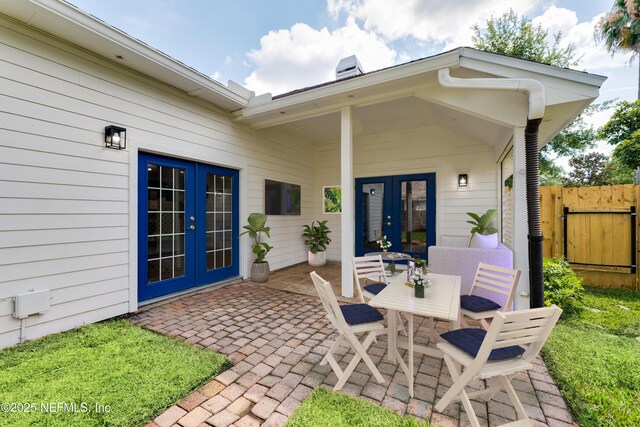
top-left (232, 48), bottom-right (605, 153)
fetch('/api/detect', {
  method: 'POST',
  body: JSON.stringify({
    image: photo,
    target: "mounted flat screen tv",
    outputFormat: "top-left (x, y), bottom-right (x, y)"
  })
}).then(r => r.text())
top-left (265, 179), bottom-right (301, 215)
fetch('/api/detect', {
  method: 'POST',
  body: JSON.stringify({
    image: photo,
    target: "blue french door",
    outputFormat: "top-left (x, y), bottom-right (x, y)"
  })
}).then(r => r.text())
top-left (355, 173), bottom-right (436, 261)
top-left (138, 153), bottom-right (239, 301)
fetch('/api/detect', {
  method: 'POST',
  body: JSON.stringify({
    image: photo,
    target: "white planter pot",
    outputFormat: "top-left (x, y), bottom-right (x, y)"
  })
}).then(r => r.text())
top-left (469, 232), bottom-right (499, 249)
top-left (308, 251), bottom-right (326, 266)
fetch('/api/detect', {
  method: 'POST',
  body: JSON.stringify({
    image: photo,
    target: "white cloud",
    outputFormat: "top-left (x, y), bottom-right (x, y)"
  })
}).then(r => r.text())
top-left (243, 17), bottom-right (396, 95)
top-left (210, 71), bottom-right (221, 81)
top-left (532, 7), bottom-right (632, 71)
top-left (327, 0), bottom-right (541, 48)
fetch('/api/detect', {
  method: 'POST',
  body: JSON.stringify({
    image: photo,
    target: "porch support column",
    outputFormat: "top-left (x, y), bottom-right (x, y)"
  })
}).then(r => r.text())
top-left (341, 106), bottom-right (354, 297)
top-left (512, 127), bottom-right (530, 310)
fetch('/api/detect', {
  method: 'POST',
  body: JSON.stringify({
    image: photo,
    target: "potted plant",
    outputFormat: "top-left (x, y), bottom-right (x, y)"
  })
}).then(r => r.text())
top-left (302, 220), bottom-right (332, 266)
top-left (240, 212), bottom-right (273, 282)
top-left (466, 209), bottom-right (498, 248)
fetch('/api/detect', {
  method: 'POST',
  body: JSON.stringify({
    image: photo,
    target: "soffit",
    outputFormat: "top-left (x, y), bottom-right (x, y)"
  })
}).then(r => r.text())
top-left (274, 95), bottom-right (513, 147)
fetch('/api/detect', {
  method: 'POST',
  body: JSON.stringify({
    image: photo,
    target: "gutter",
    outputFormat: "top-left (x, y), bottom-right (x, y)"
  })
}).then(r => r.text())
top-left (438, 68), bottom-right (545, 309)
top-left (437, 68), bottom-right (544, 119)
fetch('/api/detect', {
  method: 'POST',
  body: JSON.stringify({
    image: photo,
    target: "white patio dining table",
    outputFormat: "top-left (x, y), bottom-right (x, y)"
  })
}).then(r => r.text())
top-left (368, 272), bottom-right (461, 396)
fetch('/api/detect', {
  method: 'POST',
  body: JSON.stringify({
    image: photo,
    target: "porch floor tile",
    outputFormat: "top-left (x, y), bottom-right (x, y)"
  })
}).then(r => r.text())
top-left (129, 262), bottom-right (573, 426)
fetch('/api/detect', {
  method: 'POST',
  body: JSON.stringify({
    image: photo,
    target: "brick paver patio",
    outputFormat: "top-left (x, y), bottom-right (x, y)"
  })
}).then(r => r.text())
top-left (131, 263), bottom-right (575, 427)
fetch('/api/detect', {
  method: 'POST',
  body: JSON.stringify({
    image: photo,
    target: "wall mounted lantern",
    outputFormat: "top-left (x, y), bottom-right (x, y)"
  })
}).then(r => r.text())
top-left (105, 125), bottom-right (126, 150)
top-left (458, 174), bottom-right (468, 188)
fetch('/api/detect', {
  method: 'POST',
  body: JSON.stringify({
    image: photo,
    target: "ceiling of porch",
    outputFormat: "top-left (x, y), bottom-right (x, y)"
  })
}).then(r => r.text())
top-left (270, 95), bottom-right (514, 146)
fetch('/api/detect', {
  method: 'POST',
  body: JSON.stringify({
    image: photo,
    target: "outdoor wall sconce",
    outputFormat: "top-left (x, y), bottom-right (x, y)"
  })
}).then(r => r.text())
top-left (458, 174), bottom-right (468, 188)
top-left (370, 188), bottom-right (375, 196)
top-left (104, 125), bottom-right (126, 150)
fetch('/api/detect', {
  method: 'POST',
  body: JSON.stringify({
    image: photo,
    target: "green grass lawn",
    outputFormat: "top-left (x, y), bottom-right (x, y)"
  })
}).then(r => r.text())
top-left (0, 320), bottom-right (229, 427)
top-left (401, 231), bottom-right (426, 243)
top-left (287, 387), bottom-right (428, 427)
top-left (542, 286), bottom-right (640, 427)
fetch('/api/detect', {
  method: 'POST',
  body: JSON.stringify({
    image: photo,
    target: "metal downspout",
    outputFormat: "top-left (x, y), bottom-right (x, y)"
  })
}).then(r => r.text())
top-left (438, 68), bottom-right (545, 308)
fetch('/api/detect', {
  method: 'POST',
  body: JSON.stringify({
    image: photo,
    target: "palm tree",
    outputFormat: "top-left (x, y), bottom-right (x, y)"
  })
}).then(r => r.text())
top-left (596, 0), bottom-right (640, 99)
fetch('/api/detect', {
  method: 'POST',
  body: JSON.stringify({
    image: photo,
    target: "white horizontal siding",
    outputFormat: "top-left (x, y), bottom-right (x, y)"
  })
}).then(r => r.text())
top-left (0, 289), bottom-right (128, 331)
top-left (315, 125), bottom-right (498, 259)
top-left (0, 214), bottom-right (128, 231)
top-left (0, 15), bottom-right (315, 347)
top-left (0, 240), bottom-right (127, 265)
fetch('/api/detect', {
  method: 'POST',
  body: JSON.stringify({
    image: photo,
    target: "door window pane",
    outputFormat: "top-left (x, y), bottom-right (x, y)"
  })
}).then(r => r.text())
top-left (147, 164), bottom-right (187, 284)
top-left (206, 173), bottom-right (234, 271)
top-left (147, 259), bottom-right (160, 283)
top-left (401, 181), bottom-right (427, 254)
top-left (360, 183), bottom-right (385, 252)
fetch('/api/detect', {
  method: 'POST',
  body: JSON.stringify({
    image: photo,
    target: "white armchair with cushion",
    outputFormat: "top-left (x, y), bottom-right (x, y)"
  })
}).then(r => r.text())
top-left (428, 235), bottom-right (513, 304)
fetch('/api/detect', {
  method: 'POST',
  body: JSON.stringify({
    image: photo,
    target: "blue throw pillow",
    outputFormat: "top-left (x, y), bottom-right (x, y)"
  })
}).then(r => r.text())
top-left (460, 295), bottom-right (501, 312)
top-left (440, 328), bottom-right (525, 361)
top-left (363, 282), bottom-right (387, 295)
top-left (340, 304), bottom-right (384, 325)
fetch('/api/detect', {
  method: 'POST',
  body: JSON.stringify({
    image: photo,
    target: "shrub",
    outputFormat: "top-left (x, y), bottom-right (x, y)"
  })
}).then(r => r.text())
top-left (543, 257), bottom-right (584, 316)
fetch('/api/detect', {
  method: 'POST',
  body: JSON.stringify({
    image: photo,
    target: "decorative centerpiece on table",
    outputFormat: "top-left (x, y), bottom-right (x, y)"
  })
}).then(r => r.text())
top-left (410, 269), bottom-right (430, 298)
top-left (377, 235), bottom-right (392, 255)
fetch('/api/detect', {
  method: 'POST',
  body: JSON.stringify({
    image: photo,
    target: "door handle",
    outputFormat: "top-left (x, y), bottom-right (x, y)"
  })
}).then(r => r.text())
top-left (387, 222), bottom-right (391, 225)
top-left (190, 225), bottom-right (195, 230)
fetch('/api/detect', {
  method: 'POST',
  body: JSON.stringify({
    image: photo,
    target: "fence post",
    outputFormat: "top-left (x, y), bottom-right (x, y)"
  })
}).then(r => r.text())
top-left (636, 186), bottom-right (640, 290)
top-left (555, 186), bottom-right (564, 258)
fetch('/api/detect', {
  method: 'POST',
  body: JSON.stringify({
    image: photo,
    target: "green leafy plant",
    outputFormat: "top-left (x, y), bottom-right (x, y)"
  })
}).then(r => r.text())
top-left (543, 257), bottom-right (584, 316)
top-left (301, 220), bottom-right (332, 254)
top-left (466, 209), bottom-right (498, 235)
top-left (240, 212), bottom-right (273, 262)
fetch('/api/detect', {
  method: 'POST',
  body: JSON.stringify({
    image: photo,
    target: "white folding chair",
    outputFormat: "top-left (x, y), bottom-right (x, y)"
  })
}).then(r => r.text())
top-left (310, 271), bottom-right (386, 391)
top-left (352, 255), bottom-right (408, 335)
top-left (435, 305), bottom-right (562, 427)
top-left (460, 262), bottom-right (521, 330)
top-left (352, 255), bottom-right (388, 302)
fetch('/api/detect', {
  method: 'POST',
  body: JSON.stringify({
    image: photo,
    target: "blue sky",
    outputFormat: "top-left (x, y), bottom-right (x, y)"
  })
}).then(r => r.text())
top-left (69, 0), bottom-right (636, 156)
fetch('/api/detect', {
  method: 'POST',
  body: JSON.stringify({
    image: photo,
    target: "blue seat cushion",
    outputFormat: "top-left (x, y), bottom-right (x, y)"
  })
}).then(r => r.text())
top-left (340, 304), bottom-right (384, 325)
top-left (461, 295), bottom-right (501, 312)
top-left (363, 282), bottom-right (387, 295)
top-left (440, 328), bottom-right (525, 361)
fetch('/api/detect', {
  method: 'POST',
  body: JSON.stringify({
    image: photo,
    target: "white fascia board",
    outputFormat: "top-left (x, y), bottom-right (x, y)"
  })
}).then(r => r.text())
top-left (459, 48), bottom-right (607, 88)
top-left (6, 0), bottom-right (249, 110)
top-left (234, 50), bottom-right (462, 120)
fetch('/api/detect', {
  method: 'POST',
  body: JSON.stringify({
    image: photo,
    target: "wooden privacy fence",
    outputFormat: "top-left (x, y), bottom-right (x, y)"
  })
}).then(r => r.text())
top-left (540, 185), bottom-right (640, 290)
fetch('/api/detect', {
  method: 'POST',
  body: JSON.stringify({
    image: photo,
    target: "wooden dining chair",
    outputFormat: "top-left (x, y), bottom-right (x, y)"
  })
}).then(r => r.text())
top-left (352, 255), bottom-right (408, 335)
top-left (310, 271), bottom-right (386, 391)
top-left (460, 263), bottom-right (521, 330)
top-left (435, 305), bottom-right (562, 427)
top-left (352, 255), bottom-right (388, 302)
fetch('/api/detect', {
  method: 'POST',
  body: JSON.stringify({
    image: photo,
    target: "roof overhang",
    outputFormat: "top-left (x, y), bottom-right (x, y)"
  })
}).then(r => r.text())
top-left (233, 48), bottom-right (607, 149)
top-left (0, 0), bottom-right (250, 111)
